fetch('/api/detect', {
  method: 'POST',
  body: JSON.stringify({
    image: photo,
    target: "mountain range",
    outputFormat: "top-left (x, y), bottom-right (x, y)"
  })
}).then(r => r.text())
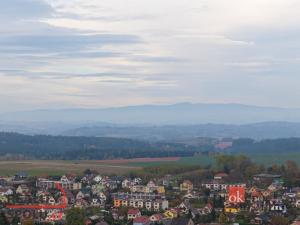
top-left (2, 102), bottom-right (300, 124)
top-left (2, 103), bottom-right (300, 140)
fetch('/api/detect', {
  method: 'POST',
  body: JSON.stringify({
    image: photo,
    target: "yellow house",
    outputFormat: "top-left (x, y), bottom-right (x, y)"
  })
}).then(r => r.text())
top-left (157, 186), bottom-right (165, 194)
top-left (0, 195), bottom-right (8, 203)
top-left (180, 180), bottom-right (193, 192)
top-left (164, 209), bottom-right (178, 219)
top-left (224, 207), bottom-right (240, 213)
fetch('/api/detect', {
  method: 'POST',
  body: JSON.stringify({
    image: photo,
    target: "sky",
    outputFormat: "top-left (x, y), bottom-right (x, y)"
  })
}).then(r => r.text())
top-left (1, 0), bottom-right (300, 112)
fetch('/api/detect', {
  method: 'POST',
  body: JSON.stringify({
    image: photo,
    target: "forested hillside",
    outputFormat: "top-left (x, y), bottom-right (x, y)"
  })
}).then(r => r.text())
top-left (0, 132), bottom-right (199, 160)
top-left (230, 138), bottom-right (300, 153)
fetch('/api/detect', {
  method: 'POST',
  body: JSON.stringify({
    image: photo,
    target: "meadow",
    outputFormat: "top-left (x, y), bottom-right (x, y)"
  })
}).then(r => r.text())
top-left (0, 160), bottom-right (141, 176)
top-left (1, 153), bottom-right (300, 176)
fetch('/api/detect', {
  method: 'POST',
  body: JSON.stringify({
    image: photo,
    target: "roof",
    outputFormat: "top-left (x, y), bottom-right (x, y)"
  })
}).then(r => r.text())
top-left (170, 217), bottom-right (192, 225)
top-left (128, 208), bottom-right (141, 215)
top-left (150, 214), bottom-right (163, 220)
top-left (182, 180), bottom-right (193, 185)
top-left (133, 216), bottom-right (149, 223)
top-left (252, 191), bottom-right (262, 197)
top-left (95, 222), bottom-right (109, 225)
top-left (214, 173), bottom-right (228, 177)
top-left (254, 174), bottom-right (281, 178)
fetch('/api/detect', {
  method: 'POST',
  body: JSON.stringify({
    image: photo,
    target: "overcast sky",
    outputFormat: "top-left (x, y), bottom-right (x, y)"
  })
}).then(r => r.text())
top-left (1, 0), bottom-right (300, 112)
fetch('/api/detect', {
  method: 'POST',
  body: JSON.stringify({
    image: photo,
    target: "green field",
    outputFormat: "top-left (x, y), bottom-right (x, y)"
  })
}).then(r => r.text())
top-left (1, 153), bottom-right (300, 176)
top-left (246, 152), bottom-right (300, 166)
top-left (127, 153), bottom-right (300, 168)
top-left (126, 155), bottom-right (215, 167)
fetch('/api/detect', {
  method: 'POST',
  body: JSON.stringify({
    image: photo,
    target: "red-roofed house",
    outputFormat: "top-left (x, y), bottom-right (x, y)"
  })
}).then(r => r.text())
top-left (133, 216), bottom-right (150, 225)
top-left (128, 208), bottom-right (141, 220)
top-left (149, 214), bottom-right (163, 223)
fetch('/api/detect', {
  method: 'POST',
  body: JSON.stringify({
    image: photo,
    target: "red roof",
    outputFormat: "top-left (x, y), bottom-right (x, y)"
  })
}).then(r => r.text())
top-left (128, 208), bottom-right (141, 215)
top-left (150, 214), bottom-right (163, 221)
top-left (215, 173), bottom-right (228, 177)
top-left (133, 216), bottom-right (149, 223)
top-left (252, 191), bottom-right (262, 197)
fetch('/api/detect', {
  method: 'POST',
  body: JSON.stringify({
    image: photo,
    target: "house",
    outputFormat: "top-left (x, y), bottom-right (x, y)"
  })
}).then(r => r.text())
top-left (164, 209), bottom-right (179, 219)
top-left (98, 192), bottom-right (107, 201)
top-left (199, 203), bottom-right (213, 215)
top-left (131, 184), bottom-right (165, 194)
top-left (149, 214), bottom-right (163, 223)
top-left (268, 183), bottom-right (281, 192)
top-left (251, 190), bottom-right (263, 202)
top-left (295, 199), bottom-right (300, 208)
top-left (128, 208), bottom-right (141, 220)
top-left (270, 203), bottom-right (287, 214)
top-left (180, 180), bottom-right (193, 192)
top-left (133, 216), bottom-right (150, 225)
top-left (92, 184), bottom-right (106, 195)
top-left (292, 219), bottom-right (300, 225)
top-left (76, 191), bottom-right (85, 200)
top-left (0, 195), bottom-right (8, 203)
top-left (112, 192), bottom-right (169, 210)
top-left (183, 193), bottom-right (194, 199)
top-left (0, 187), bottom-right (13, 196)
top-left (201, 180), bottom-right (228, 191)
top-left (252, 216), bottom-right (263, 225)
top-left (48, 197), bottom-right (56, 205)
top-left (14, 171), bottom-right (28, 179)
top-left (16, 184), bottom-right (30, 195)
top-left (93, 175), bottom-right (102, 183)
top-left (122, 179), bottom-right (132, 188)
top-left (253, 174), bottom-right (281, 185)
top-left (214, 173), bottom-right (228, 180)
top-left (91, 198), bottom-right (101, 207)
top-left (111, 208), bottom-right (126, 221)
top-left (170, 217), bottom-right (194, 225)
top-left (36, 190), bottom-right (50, 200)
top-left (147, 180), bottom-right (156, 188)
top-left (224, 206), bottom-right (240, 213)
top-left (178, 200), bottom-right (193, 214)
top-left (37, 176), bottom-right (82, 191)
top-left (134, 178), bottom-right (142, 184)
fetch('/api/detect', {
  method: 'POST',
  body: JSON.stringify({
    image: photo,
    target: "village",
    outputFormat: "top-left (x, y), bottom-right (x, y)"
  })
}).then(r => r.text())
top-left (0, 167), bottom-right (299, 225)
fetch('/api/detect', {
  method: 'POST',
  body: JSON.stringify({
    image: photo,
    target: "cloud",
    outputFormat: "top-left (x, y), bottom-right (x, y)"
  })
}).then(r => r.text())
top-left (2, 0), bottom-right (300, 112)
top-left (0, 34), bottom-right (140, 54)
top-left (0, 0), bottom-right (54, 20)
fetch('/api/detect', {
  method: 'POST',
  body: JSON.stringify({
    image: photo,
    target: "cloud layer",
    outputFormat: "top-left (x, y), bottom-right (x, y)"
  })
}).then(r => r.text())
top-left (1, 0), bottom-right (300, 112)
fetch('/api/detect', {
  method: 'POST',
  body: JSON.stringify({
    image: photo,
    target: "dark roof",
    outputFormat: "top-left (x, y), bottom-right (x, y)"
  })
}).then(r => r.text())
top-left (254, 174), bottom-right (281, 178)
top-left (170, 217), bottom-right (193, 225)
top-left (95, 222), bottom-right (109, 225)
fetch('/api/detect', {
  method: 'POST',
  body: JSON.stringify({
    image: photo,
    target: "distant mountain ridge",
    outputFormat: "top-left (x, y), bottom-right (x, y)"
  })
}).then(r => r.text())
top-left (2, 102), bottom-right (300, 124)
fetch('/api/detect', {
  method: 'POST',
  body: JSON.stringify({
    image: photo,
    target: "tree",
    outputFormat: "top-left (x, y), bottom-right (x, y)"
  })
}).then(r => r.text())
top-left (11, 216), bottom-right (20, 225)
top-left (0, 212), bottom-right (8, 225)
top-left (270, 216), bottom-right (289, 225)
top-left (66, 207), bottom-right (85, 225)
